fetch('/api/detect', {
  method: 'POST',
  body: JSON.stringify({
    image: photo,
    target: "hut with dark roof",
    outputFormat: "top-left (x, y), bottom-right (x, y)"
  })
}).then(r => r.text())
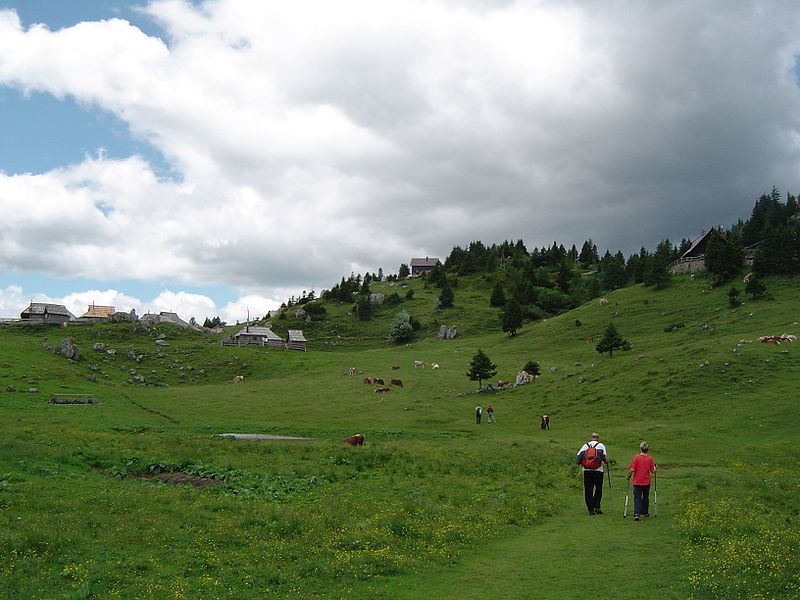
top-left (410, 257), bottom-right (440, 276)
top-left (234, 325), bottom-right (285, 348)
top-left (20, 303), bottom-right (75, 325)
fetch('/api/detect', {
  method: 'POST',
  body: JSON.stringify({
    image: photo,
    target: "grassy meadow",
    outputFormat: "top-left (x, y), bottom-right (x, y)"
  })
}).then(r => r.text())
top-left (1, 273), bottom-right (799, 598)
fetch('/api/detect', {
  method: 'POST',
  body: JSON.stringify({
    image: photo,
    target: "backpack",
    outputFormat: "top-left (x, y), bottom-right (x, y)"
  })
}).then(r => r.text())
top-left (581, 442), bottom-right (602, 469)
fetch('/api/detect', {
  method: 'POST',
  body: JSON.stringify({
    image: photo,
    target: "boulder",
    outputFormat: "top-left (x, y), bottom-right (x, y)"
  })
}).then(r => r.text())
top-left (295, 308), bottom-right (306, 319)
top-left (92, 343), bottom-right (106, 351)
top-left (369, 293), bottom-right (385, 305)
top-left (59, 338), bottom-right (81, 361)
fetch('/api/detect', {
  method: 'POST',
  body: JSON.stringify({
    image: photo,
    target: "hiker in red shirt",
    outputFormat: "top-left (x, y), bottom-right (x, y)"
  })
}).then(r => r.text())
top-left (627, 442), bottom-right (657, 521)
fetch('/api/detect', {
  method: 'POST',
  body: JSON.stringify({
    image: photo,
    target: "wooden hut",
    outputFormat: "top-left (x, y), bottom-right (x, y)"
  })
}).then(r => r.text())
top-left (410, 257), bottom-right (440, 276)
top-left (286, 329), bottom-right (307, 352)
top-left (233, 326), bottom-right (284, 348)
top-left (20, 303), bottom-right (75, 325)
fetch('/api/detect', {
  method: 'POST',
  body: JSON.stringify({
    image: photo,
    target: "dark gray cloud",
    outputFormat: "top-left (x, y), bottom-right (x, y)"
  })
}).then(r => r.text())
top-left (0, 0), bottom-right (799, 303)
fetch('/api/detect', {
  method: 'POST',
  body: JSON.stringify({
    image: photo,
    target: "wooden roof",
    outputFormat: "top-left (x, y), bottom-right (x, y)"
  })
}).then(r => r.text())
top-left (21, 303), bottom-right (75, 318)
top-left (235, 326), bottom-right (282, 341)
top-left (410, 257), bottom-right (440, 267)
top-left (81, 304), bottom-right (115, 318)
top-left (287, 329), bottom-right (307, 342)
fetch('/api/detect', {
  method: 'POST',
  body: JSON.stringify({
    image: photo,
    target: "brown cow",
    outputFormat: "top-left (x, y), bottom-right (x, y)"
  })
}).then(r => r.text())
top-left (342, 433), bottom-right (365, 446)
top-left (374, 387), bottom-right (391, 393)
top-left (390, 379), bottom-right (403, 387)
top-left (374, 378), bottom-right (385, 385)
top-left (363, 377), bottom-right (372, 384)
top-left (498, 380), bottom-right (510, 387)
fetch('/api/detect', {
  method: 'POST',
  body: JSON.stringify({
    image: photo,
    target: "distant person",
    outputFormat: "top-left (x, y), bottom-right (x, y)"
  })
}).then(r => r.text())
top-left (627, 442), bottom-right (657, 521)
top-left (486, 404), bottom-right (494, 423)
top-left (576, 432), bottom-right (609, 515)
top-left (475, 405), bottom-right (482, 424)
top-left (540, 414), bottom-right (550, 430)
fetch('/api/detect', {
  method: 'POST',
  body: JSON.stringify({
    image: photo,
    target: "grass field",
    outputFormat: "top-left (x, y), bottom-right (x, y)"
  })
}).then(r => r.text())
top-left (1, 273), bottom-right (798, 598)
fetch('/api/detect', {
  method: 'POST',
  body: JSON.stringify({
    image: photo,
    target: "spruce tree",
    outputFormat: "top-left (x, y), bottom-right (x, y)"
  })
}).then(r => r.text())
top-left (398, 263), bottom-right (410, 278)
top-left (467, 349), bottom-right (497, 389)
top-left (439, 283), bottom-right (454, 308)
top-left (489, 281), bottom-right (506, 307)
top-left (595, 323), bottom-right (630, 357)
top-left (523, 360), bottom-right (541, 379)
top-left (501, 297), bottom-right (523, 336)
top-left (744, 276), bottom-right (766, 299)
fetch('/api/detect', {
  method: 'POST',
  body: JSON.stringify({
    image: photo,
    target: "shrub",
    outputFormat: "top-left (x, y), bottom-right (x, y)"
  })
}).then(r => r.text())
top-left (663, 322), bottom-right (684, 332)
top-left (384, 292), bottom-right (402, 307)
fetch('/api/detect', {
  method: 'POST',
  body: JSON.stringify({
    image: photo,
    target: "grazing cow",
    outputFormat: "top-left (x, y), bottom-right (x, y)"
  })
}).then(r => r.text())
top-left (431, 362), bottom-right (440, 369)
top-left (363, 377), bottom-right (372, 385)
top-left (540, 414), bottom-right (550, 430)
top-left (743, 272), bottom-right (754, 283)
top-left (374, 387), bottom-right (391, 393)
top-left (414, 360), bottom-right (425, 368)
top-left (391, 365), bottom-right (401, 370)
top-left (374, 378), bottom-right (385, 385)
top-left (598, 298), bottom-right (609, 306)
top-left (342, 433), bottom-right (365, 446)
top-left (498, 380), bottom-right (510, 387)
top-left (390, 379), bottom-right (403, 387)
top-left (233, 375), bottom-right (245, 383)
top-left (347, 367), bottom-right (358, 375)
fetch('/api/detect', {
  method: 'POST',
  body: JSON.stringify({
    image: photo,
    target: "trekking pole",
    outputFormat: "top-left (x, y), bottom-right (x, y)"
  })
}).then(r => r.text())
top-left (623, 477), bottom-right (630, 518)
top-left (654, 471), bottom-right (658, 517)
top-left (606, 464), bottom-right (612, 501)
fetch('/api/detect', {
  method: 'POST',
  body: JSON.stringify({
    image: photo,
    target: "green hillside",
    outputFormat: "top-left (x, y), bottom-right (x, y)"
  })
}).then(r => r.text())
top-left (1, 272), bottom-right (798, 599)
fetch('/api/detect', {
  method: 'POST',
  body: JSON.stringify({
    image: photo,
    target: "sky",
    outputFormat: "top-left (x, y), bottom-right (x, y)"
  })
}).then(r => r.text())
top-left (1, 0), bottom-right (799, 322)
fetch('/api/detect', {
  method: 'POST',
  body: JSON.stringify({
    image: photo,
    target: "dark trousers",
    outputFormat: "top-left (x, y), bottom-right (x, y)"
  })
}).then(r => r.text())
top-left (583, 470), bottom-right (604, 512)
top-left (476, 413), bottom-right (481, 424)
top-left (633, 485), bottom-right (650, 516)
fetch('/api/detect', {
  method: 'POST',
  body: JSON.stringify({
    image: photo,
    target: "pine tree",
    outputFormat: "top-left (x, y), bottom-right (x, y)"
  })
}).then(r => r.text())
top-left (466, 349), bottom-right (497, 389)
top-left (523, 360), bottom-right (541, 379)
top-left (596, 323), bottom-right (630, 357)
top-left (489, 281), bottom-right (506, 307)
top-left (744, 276), bottom-right (766, 299)
top-left (728, 287), bottom-right (741, 308)
top-left (354, 296), bottom-right (373, 320)
top-left (439, 283), bottom-right (454, 308)
top-left (501, 297), bottom-right (523, 336)
top-left (398, 263), bottom-right (410, 278)
top-left (389, 311), bottom-right (414, 341)
top-left (705, 229), bottom-right (743, 283)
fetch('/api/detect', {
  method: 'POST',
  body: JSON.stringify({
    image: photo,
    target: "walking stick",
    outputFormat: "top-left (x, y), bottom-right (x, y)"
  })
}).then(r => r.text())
top-left (654, 471), bottom-right (658, 517)
top-left (623, 478), bottom-right (630, 518)
top-left (606, 463), bottom-right (612, 501)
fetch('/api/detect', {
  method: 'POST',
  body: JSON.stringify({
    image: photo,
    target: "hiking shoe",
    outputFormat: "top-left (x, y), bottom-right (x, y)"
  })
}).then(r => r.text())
top-left (643, 514), bottom-right (650, 518)
top-left (633, 515), bottom-right (640, 521)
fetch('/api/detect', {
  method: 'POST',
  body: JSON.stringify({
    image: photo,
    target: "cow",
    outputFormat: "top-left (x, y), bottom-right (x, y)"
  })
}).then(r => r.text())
top-left (391, 365), bottom-right (401, 370)
top-left (743, 272), bottom-right (754, 283)
top-left (233, 375), bottom-right (245, 383)
top-left (374, 378), bottom-right (385, 385)
top-left (414, 360), bottom-right (425, 368)
top-left (431, 362), bottom-right (440, 369)
top-left (375, 387), bottom-right (391, 393)
top-left (390, 379), bottom-right (403, 387)
top-left (347, 367), bottom-right (358, 375)
top-left (342, 433), bottom-right (365, 446)
top-left (363, 377), bottom-right (372, 384)
top-left (598, 298), bottom-right (609, 306)
top-left (540, 414), bottom-right (550, 430)
top-left (498, 380), bottom-right (510, 387)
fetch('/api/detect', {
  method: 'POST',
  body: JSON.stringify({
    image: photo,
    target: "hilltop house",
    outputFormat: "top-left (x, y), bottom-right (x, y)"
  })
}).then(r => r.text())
top-left (78, 303), bottom-right (116, 322)
top-left (19, 303), bottom-right (75, 325)
top-left (286, 330), bottom-right (307, 352)
top-left (410, 257), bottom-right (440, 276)
top-left (233, 325), bottom-right (285, 348)
top-left (670, 230), bottom-right (759, 275)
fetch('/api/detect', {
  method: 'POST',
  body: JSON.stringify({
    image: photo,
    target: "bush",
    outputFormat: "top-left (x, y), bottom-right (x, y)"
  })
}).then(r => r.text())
top-left (384, 292), bottom-right (402, 307)
top-left (389, 312), bottom-right (414, 342)
top-left (663, 322), bottom-right (684, 332)
top-left (405, 289), bottom-right (415, 301)
top-left (531, 287), bottom-right (575, 313)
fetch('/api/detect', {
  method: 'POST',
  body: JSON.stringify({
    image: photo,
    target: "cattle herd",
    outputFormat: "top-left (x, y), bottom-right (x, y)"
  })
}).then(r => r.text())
top-left (345, 359), bottom-right (442, 393)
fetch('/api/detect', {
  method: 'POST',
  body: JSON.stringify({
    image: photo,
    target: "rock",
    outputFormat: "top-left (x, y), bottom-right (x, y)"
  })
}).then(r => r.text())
top-left (92, 343), bottom-right (106, 351)
top-left (5, 385), bottom-right (16, 392)
top-left (58, 338), bottom-right (81, 361)
top-left (369, 293), bottom-right (385, 305)
top-left (106, 349), bottom-right (116, 356)
top-left (438, 325), bottom-right (458, 340)
top-left (549, 366), bottom-right (558, 373)
top-left (126, 348), bottom-right (143, 362)
top-left (87, 364), bottom-right (99, 371)
top-left (26, 387), bottom-right (38, 393)
top-left (155, 339), bottom-right (168, 346)
top-left (86, 374), bottom-right (97, 382)
top-left (295, 308), bottom-right (306, 319)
